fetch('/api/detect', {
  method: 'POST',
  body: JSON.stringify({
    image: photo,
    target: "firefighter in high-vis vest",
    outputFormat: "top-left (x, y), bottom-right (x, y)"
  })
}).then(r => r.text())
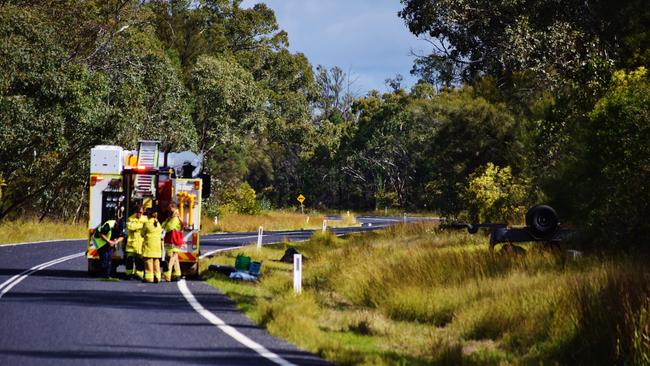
top-left (142, 210), bottom-right (163, 283)
top-left (162, 203), bottom-right (182, 281)
top-left (125, 205), bottom-right (147, 280)
top-left (94, 213), bottom-right (125, 279)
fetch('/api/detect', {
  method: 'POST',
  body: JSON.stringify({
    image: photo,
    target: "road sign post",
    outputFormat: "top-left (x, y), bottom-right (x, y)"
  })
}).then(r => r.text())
top-left (293, 254), bottom-right (302, 294)
top-left (257, 226), bottom-right (263, 249)
top-left (322, 219), bottom-right (327, 233)
top-left (297, 194), bottom-right (305, 214)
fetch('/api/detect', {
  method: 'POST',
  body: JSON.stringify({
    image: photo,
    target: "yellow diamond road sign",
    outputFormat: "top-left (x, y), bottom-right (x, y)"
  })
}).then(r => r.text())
top-left (297, 194), bottom-right (305, 204)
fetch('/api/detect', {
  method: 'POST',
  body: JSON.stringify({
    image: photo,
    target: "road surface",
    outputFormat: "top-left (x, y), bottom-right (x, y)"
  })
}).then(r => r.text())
top-left (0, 216), bottom-right (435, 365)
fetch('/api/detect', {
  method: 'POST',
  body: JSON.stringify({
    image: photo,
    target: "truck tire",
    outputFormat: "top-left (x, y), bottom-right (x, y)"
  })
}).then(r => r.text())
top-left (88, 259), bottom-right (101, 277)
top-left (525, 205), bottom-right (559, 239)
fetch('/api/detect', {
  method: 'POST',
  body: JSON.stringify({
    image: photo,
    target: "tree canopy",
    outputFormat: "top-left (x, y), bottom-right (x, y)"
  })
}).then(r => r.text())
top-left (0, 0), bottom-right (648, 250)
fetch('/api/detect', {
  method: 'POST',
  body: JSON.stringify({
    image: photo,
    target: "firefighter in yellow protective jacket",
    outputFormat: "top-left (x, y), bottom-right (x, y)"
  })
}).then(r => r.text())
top-left (142, 210), bottom-right (163, 283)
top-left (125, 205), bottom-right (147, 279)
top-left (163, 203), bottom-right (182, 281)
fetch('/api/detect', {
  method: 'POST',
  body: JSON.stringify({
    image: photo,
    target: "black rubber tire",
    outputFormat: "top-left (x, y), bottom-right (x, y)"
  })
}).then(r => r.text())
top-left (87, 259), bottom-right (101, 277)
top-left (467, 224), bottom-right (479, 234)
top-left (525, 205), bottom-right (559, 239)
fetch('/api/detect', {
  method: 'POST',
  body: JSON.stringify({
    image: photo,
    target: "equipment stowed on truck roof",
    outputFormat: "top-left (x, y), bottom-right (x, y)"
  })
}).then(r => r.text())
top-left (87, 140), bottom-right (211, 277)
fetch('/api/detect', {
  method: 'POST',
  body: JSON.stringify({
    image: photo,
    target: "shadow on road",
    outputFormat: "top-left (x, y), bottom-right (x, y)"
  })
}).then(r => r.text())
top-left (0, 268), bottom-right (89, 279)
top-left (0, 345), bottom-right (331, 366)
top-left (2, 287), bottom-right (242, 313)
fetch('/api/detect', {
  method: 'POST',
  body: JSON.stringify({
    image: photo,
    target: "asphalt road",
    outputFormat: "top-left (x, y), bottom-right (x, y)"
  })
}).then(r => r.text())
top-left (0, 216), bottom-right (436, 365)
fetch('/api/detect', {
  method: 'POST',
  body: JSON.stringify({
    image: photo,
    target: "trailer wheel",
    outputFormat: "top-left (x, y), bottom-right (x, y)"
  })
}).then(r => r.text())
top-left (467, 224), bottom-right (479, 234)
top-left (525, 205), bottom-right (559, 239)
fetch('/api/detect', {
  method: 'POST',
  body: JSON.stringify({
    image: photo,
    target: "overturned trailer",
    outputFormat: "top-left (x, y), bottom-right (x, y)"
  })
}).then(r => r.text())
top-left (443, 205), bottom-right (575, 255)
top-left (87, 140), bottom-right (210, 276)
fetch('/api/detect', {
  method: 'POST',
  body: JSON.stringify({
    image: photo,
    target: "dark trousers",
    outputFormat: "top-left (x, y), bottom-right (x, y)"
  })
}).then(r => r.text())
top-left (124, 253), bottom-right (144, 274)
top-left (98, 244), bottom-right (115, 278)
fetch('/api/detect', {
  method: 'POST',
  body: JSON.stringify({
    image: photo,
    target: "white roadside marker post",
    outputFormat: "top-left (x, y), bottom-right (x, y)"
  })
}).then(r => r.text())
top-left (322, 219), bottom-right (327, 233)
top-left (213, 215), bottom-right (218, 225)
top-left (403, 212), bottom-right (407, 223)
top-left (257, 226), bottom-right (263, 249)
top-left (293, 254), bottom-right (302, 294)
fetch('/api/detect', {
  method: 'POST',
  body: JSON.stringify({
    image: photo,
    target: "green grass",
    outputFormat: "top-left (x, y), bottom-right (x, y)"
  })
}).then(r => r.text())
top-left (0, 218), bottom-right (86, 244)
top-left (203, 224), bottom-right (650, 365)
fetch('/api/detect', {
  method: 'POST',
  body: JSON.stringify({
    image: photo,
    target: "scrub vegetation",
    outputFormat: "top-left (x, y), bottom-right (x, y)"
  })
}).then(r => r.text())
top-left (201, 210), bottom-right (358, 233)
top-left (1, 1), bottom-right (649, 253)
top-left (203, 224), bottom-right (650, 365)
top-left (0, 219), bottom-right (85, 244)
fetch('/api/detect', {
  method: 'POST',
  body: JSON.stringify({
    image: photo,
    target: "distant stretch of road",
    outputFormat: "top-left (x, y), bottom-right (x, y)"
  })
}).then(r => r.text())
top-left (0, 216), bottom-right (436, 366)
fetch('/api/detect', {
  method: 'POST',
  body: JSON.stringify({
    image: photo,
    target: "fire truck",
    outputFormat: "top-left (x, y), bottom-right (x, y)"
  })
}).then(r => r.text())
top-left (87, 140), bottom-right (210, 277)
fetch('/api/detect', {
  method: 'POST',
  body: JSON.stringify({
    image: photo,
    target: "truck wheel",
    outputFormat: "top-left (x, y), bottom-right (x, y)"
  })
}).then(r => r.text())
top-left (525, 205), bottom-right (559, 239)
top-left (467, 224), bottom-right (478, 234)
top-left (88, 259), bottom-right (101, 277)
top-left (181, 262), bottom-right (199, 279)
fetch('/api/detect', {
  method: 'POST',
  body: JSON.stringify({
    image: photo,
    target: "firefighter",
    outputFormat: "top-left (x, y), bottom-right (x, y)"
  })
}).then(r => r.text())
top-left (162, 203), bottom-right (182, 281)
top-left (94, 211), bottom-right (125, 279)
top-left (142, 210), bottom-right (163, 283)
top-left (125, 205), bottom-right (147, 280)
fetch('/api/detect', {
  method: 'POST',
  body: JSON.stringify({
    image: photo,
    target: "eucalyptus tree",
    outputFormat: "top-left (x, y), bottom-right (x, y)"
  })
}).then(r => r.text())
top-left (399, 0), bottom-right (648, 89)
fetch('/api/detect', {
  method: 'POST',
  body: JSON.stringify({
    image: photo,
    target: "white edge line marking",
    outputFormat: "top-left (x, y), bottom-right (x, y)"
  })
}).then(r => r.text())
top-left (0, 252), bottom-right (85, 298)
top-left (0, 238), bottom-right (84, 247)
top-left (199, 231), bottom-right (312, 258)
top-left (200, 245), bottom-right (248, 259)
top-left (189, 225), bottom-right (397, 363)
top-left (178, 279), bottom-right (297, 366)
top-left (200, 228), bottom-right (378, 259)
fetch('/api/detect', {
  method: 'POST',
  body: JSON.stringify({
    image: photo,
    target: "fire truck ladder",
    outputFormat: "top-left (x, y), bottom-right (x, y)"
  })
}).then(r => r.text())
top-left (134, 140), bottom-right (160, 196)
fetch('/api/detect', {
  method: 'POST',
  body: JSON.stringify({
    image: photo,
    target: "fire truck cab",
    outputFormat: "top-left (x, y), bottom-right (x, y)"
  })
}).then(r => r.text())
top-left (87, 140), bottom-right (209, 277)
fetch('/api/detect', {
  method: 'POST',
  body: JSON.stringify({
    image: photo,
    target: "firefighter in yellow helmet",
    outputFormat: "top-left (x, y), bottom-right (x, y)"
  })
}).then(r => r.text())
top-left (163, 203), bottom-right (183, 281)
top-left (124, 205), bottom-right (147, 279)
top-left (142, 210), bottom-right (163, 283)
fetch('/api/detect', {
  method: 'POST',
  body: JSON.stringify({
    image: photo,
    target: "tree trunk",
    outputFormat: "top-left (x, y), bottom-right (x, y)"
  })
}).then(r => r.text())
top-left (74, 181), bottom-right (89, 224)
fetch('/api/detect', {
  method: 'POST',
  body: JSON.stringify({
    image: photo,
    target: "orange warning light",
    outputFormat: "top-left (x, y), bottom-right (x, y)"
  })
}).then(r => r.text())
top-left (90, 176), bottom-right (104, 186)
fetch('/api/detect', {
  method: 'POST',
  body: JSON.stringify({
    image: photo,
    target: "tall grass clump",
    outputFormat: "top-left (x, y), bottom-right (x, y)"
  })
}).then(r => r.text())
top-left (202, 211), bottom-right (324, 232)
top-left (554, 260), bottom-right (650, 364)
top-left (0, 218), bottom-right (85, 244)
top-left (204, 223), bottom-right (650, 365)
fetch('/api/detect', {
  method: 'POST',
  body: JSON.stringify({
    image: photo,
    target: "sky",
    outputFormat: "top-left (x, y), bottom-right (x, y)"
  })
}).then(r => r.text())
top-left (240, 0), bottom-right (426, 95)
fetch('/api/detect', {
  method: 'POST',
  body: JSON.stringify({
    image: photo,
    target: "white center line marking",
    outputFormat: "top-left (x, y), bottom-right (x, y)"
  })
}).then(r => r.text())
top-left (0, 238), bottom-right (83, 247)
top-left (0, 252), bottom-right (85, 299)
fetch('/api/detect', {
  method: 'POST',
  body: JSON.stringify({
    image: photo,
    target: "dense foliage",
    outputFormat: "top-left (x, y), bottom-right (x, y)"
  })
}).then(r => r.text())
top-left (1, 0), bottom-right (648, 247)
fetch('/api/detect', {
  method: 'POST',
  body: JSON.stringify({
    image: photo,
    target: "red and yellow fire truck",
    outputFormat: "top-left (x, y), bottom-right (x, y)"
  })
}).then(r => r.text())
top-left (87, 140), bottom-right (210, 276)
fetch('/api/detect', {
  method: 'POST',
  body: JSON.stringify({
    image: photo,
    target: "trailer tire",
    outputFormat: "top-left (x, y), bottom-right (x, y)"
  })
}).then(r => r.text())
top-left (467, 224), bottom-right (479, 234)
top-left (525, 205), bottom-right (559, 239)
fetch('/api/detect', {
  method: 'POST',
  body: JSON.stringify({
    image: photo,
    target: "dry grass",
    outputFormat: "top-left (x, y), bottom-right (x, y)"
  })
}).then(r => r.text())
top-left (203, 224), bottom-right (650, 365)
top-left (201, 210), bottom-right (358, 233)
top-left (0, 218), bottom-right (86, 244)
